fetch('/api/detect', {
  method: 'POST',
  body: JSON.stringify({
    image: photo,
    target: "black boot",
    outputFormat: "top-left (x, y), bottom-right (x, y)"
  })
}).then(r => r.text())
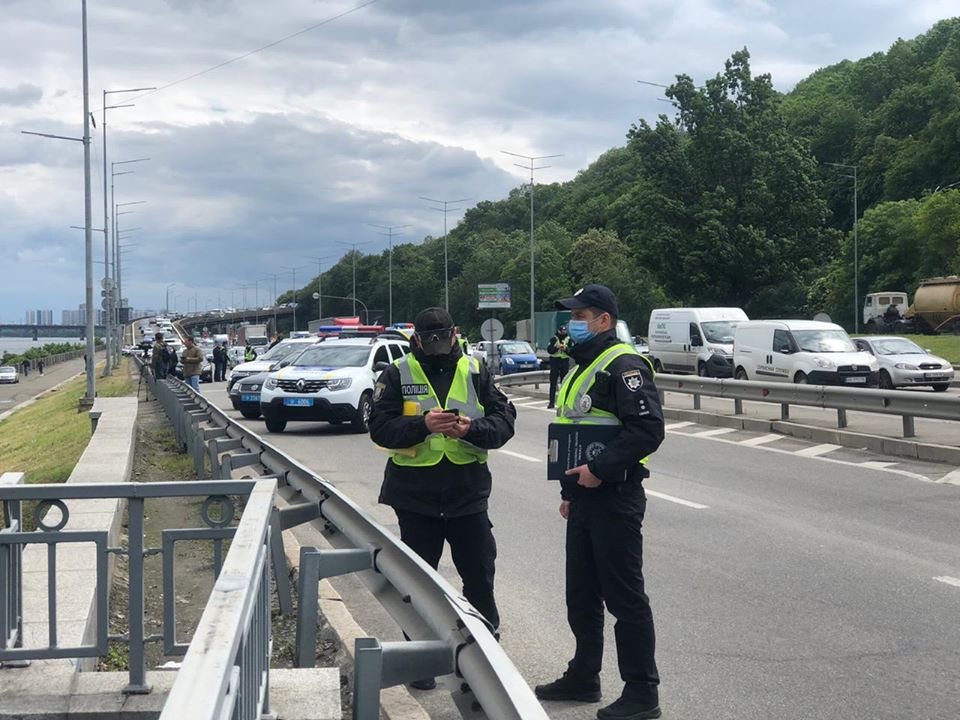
top-left (596, 685), bottom-right (660, 719)
top-left (409, 677), bottom-right (437, 691)
top-left (534, 671), bottom-right (601, 702)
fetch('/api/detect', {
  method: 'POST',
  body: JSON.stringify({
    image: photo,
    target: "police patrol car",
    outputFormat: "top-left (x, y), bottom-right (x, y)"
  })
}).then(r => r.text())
top-left (226, 336), bottom-right (320, 392)
top-left (259, 333), bottom-right (410, 433)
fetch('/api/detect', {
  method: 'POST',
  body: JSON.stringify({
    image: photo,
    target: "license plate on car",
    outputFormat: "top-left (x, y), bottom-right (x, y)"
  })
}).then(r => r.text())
top-left (283, 398), bottom-right (314, 407)
top-left (241, 394), bottom-right (260, 402)
top-left (845, 377), bottom-right (867, 384)
top-left (924, 374), bottom-right (946, 381)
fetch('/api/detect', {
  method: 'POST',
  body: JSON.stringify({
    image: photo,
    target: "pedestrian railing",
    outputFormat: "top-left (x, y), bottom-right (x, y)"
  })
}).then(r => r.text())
top-left (0, 475), bottom-right (278, 720)
top-left (496, 370), bottom-right (960, 438)
top-left (135, 357), bottom-right (550, 720)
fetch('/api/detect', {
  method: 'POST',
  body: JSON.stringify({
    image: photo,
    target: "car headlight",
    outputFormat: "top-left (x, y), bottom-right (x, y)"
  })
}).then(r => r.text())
top-left (814, 357), bottom-right (835, 369)
top-left (325, 378), bottom-right (352, 391)
top-left (707, 345), bottom-right (730, 356)
top-left (504, 357), bottom-right (515, 364)
top-left (265, 378), bottom-right (278, 390)
top-left (868, 360), bottom-right (879, 371)
top-left (894, 363), bottom-right (919, 370)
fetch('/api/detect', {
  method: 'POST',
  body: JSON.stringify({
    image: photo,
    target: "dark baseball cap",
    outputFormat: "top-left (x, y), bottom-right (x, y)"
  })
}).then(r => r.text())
top-left (555, 284), bottom-right (619, 318)
top-left (414, 307), bottom-right (455, 333)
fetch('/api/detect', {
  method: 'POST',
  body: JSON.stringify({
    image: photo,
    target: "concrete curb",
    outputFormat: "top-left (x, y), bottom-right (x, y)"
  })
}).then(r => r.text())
top-left (278, 497), bottom-right (430, 720)
top-left (506, 385), bottom-right (960, 466)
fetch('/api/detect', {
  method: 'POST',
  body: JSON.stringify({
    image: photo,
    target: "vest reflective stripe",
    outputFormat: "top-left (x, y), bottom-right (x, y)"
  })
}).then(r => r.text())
top-left (392, 354), bottom-right (487, 466)
top-left (553, 343), bottom-right (656, 465)
top-left (549, 336), bottom-right (570, 359)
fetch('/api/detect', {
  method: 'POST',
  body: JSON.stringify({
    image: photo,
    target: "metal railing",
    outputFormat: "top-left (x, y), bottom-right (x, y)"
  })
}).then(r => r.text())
top-left (0, 475), bottom-right (277, 720)
top-left (137, 356), bottom-right (550, 720)
top-left (495, 370), bottom-right (960, 438)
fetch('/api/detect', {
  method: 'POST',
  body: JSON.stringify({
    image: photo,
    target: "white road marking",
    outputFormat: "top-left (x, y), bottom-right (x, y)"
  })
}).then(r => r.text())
top-left (937, 469), bottom-right (960, 485)
top-left (665, 421), bottom-right (694, 431)
top-left (934, 576), bottom-right (960, 588)
top-left (645, 489), bottom-right (709, 510)
top-left (860, 461), bottom-right (896, 470)
top-left (739, 433), bottom-right (782, 447)
top-left (691, 427), bottom-right (737, 438)
top-left (794, 443), bottom-right (842, 458)
top-left (516, 400), bottom-right (550, 408)
top-left (496, 449), bottom-right (544, 463)
top-left (508, 395), bottom-right (531, 403)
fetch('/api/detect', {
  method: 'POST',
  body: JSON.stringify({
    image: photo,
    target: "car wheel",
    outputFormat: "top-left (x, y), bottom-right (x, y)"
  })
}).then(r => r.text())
top-left (932, 383), bottom-right (950, 392)
top-left (352, 391), bottom-right (373, 433)
top-left (697, 361), bottom-right (708, 378)
top-left (653, 358), bottom-right (663, 373)
top-left (793, 371), bottom-right (808, 384)
top-left (735, 367), bottom-right (748, 381)
top-left (240, 408), bottom-right (261, 420)
top-left (878, 370), bottom-right (895, 390)
top-left (264, 417), bottom-right (286, 433)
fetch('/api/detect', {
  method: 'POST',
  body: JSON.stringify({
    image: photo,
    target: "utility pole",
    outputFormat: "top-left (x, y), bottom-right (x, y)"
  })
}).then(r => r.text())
top-left (262, 273), bottom-right (279, 333)
top-left (826, 162), bottom-right (859, 332)
top-left (306, 255), bottom-right (334, 323)
top-left (501, 150), bottom-right (562, 347)
top-left (369, 224), bottom-right (409, 325)
top-left (280, 266), bottom-right (305, 331)
top-left (336, 241), bottom-right (371, 317)
top-left (419, 196), bottom-right (470, 310)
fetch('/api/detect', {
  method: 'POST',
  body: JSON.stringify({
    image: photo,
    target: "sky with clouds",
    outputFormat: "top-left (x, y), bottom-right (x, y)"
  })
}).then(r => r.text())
top-left (1, 0), bottom-right (957, 322)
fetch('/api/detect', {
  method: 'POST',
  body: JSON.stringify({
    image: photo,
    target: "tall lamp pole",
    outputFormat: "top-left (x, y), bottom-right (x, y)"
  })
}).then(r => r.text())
top-left (369, 224), bottom-right (409, 325)
top-left (262, 273), bottom-right (279, 333)
top-left (306, 255), bottom-right (334, 323)
top-left (501, 150), bottom-right (562, 346)
top-left (827, 162), bottom-right (859, 332)
top-left (280, 266), bottom-right (306, 331)
top-left (419, 196), bottom-right (470, 310)
top-left (336, 241), bottom-right (371, 317)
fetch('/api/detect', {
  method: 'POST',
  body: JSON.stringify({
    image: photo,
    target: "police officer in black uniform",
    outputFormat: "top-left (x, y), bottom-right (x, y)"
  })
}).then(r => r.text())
top-left (546, 324), bottom-right (571, 409)
top-left (535, 285), bottom-right (666, 720)
top-left (369, 307), bottom-right (517, 688)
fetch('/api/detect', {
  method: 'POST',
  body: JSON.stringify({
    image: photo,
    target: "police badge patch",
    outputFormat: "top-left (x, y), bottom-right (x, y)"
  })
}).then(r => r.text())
top-left (621, 369), bottom-right (643, 392)
top-left (577, 393), bottom-right (593, 413)
top-left (373, 382), bottom-right (386, 402)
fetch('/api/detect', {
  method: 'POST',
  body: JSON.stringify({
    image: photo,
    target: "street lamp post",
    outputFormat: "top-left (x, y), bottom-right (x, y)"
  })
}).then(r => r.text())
top-left (369, 224), bottom-right (410, 325)
top-left (826, 162), bottom-right (859, 332)
top-left (280, 266), bottom-right (305, 331)
top-left (501, 150), bottom-right (563, 347)
top-left (165, 283), bottom-right (176, 315)
top-left (336, 242), bottom-right (371, 317)
top-left (262, 273), bottom-right (279, 333)
top-left (315, 294), bottom-right (371, 324)
top-left (306, 256), bottom-right (334, 323)
top-left (420, 196), bottom-right (470, 310)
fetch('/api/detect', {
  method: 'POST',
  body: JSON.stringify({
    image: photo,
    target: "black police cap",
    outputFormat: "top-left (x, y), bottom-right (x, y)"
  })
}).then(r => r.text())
top-left (414, 307), bottom-right (455, 333)
top-left (555, 284), bottom-right (619, 318)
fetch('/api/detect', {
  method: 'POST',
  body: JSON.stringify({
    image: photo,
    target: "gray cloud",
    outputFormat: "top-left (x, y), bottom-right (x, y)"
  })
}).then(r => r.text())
top-left (0, 83), bottom-right (42, 106)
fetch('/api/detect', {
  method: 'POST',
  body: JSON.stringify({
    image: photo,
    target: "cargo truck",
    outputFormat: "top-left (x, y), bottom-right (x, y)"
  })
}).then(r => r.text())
top-left (236, 323), bottom-right (269, 348)
top-left (515, 311), bottom-right (572, 350)
top-left (864, 276), bottom-right (960, 334)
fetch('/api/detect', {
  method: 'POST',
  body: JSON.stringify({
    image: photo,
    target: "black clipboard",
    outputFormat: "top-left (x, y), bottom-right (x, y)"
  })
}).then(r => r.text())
top-left (547, 423), bottom-right (621, 480)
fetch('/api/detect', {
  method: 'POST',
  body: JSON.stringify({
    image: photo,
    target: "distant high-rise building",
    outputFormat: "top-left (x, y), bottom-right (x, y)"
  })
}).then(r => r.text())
top-left (25, 310), bottom-right (36, 325)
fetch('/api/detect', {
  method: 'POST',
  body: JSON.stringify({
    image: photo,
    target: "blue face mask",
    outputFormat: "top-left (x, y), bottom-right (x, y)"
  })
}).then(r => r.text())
top-left (567, 319), bottom-right (595, 343)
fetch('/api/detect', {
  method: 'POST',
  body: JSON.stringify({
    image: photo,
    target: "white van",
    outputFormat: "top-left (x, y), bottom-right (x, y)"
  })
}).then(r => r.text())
top-left (648, 307), bottom-right (748, 377)
top-left (733, 320), bottom-right (878, 386)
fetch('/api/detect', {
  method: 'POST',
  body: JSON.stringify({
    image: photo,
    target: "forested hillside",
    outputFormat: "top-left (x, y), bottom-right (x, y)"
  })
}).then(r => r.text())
top-left (284, 18), bottom-right (960, 337)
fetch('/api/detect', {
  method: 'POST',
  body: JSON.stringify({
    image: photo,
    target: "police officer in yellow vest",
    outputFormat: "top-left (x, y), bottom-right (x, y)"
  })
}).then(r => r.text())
top-left (535, 285), bottom-right (665, 720)
top-left (546, 324), bottom-right (571, 409)
top-left (369, 307), bottom-right (517, 688)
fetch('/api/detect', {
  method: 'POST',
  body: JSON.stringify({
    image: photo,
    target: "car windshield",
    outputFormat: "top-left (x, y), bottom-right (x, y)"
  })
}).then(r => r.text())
top-left (0, 366), bottom-right (15, 372)
top-left (872, 338), bottom-right (925, 355)
top-left (261, 342), bottom-right (307, 361)
top-left (292, 345), bottom-right (370, 367)
top-left (792, 329), bottom-right (856, 353)
top-left (701, 321), bottom-right (740, 344)
top-left (499, 342), bottom-right (534, 354)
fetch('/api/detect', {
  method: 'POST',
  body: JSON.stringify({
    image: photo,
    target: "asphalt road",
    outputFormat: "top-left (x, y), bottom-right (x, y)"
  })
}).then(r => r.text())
top-left (0, 353), bottom-right (100, 412)
top-left (197, 383), bottom-right (960, 720)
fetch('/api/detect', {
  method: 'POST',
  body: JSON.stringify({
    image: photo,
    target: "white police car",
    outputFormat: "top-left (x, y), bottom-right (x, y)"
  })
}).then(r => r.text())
top-left (259, 335), bottom-right (410, 433)
top-left (226, 337), bottom-right (319, 391)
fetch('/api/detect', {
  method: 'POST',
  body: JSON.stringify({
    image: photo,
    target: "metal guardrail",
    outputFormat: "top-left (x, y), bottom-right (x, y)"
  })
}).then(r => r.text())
top-left (495, 370), bottom-right (960, 438)
top-left (0, 475), bottom-right (276, 720)
top-left (136, 356), bottom-right (550, 720)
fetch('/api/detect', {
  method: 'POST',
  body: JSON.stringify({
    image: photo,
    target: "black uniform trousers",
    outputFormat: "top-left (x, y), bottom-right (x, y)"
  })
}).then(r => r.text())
top-left (565, 482), bottom-right (659, 701)
top-left (395, 508), bottom-right (500, 631)
top-left (548, 357), bottom-right (570, 407)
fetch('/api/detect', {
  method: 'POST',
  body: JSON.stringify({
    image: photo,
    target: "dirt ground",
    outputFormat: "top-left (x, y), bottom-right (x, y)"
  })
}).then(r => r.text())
top-left (99, 379), bottom-right (349, 709)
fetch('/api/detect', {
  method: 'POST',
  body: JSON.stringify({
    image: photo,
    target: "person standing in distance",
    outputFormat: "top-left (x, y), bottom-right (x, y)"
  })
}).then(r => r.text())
top-left (535, 284), bottom-right (666, 720)
top-left (369, 307), bottom-right (516, 689)
top-left (546, 324), bottom-right (571, 409)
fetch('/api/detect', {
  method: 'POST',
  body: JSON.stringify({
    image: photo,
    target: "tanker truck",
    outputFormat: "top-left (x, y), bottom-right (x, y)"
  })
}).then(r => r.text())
top-left (865, 276), bottom-right (960, 334)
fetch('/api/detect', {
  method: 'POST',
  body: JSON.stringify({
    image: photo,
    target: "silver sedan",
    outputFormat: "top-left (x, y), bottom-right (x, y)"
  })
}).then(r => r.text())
top-left (0, 365), bottom-right (19, 384)
top-left (853, 336), bottom-right (954, 391)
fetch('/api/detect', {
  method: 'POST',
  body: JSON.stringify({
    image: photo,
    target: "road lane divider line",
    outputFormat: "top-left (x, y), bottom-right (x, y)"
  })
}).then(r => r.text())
top-left (645, 489), bottom-right (709, 510)
top-left (507, 395), bottom-right (531, 403)
top-left (516, 400), bottom-right (550, 408)
top-left (690, 427), bottom-right (737, 438)
top-left (794, 443), bottom-right (842, 457)
top-left (739, 433), bottom-right (782, 447)
top-left (496, 449), bottom-right (544, 463)
top-left (934, 576), bottom-right (960, 588)
top-left (664, 421), bottom-right (694, 431)
top-left (936, 468), bottom-right (960, 485)
top-left (860, 461), bottom-right (896, 469)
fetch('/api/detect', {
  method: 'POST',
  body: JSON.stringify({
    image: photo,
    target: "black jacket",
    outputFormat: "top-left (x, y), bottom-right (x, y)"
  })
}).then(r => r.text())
top-left (558, 330), bottom-right (665, 501)
top-left (370, 346), bottom-right (517, 518)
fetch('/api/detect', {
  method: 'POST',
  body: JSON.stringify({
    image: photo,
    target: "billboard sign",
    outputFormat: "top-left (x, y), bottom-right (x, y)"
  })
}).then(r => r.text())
top-left (478, 283), bottom-right (511, 310)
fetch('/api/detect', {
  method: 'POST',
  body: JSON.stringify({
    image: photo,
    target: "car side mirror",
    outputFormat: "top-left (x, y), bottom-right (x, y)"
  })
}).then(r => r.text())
top-left (778, 346), bottom-right (792, 354)
top-left (374, 361), bottom-right (390, 372)
top-left (691, 337), bottom-right (702, 347)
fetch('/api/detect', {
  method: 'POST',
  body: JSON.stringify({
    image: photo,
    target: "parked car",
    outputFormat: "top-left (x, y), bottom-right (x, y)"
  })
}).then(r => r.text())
top-left (473, 340), bottom-right (539, 375)
top-left (259, 335), bottom-right (409, 433)
top-left (733, 320), bottom-right (878, 386)
top-left (226, 337), bottom-right (319, 391)
top-left (853, 336), bottom-right (954, 391)
top-left (648, 307), bottom-right (748, 377)
top-left (0, 365), bottom-right (20, 384)
top-left (229, 372), bottom-right (270, 419)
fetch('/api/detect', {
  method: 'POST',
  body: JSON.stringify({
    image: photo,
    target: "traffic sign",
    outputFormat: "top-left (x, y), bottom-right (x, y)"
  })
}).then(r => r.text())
top-left (481, 318), bottom-right (504, 342)
top-left (101, 277), bottom-right (114, 290)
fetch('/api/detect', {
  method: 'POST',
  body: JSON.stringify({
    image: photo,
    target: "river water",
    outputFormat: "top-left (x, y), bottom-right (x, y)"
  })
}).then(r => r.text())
top-left (0, 337), bottom-right (84, 356)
